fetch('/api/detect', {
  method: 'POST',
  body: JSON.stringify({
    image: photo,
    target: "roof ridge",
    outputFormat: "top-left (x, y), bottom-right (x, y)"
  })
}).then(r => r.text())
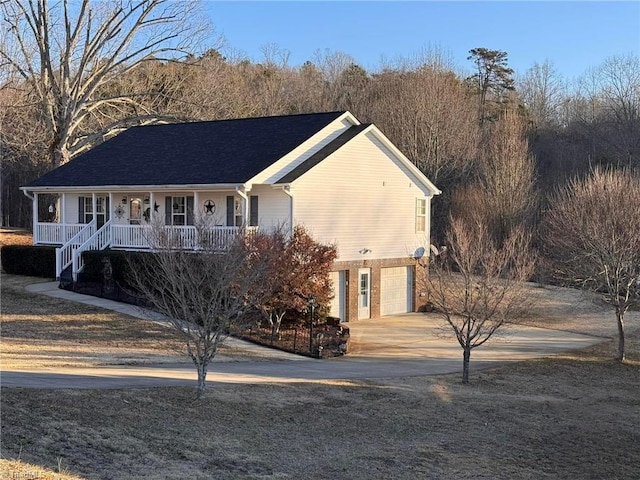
top-left (129, 111), bottom-right (347, 130)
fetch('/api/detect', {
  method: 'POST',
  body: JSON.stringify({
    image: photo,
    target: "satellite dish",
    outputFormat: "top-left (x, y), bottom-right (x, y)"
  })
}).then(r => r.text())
top-left (414, 246), bottom-right (426, 259)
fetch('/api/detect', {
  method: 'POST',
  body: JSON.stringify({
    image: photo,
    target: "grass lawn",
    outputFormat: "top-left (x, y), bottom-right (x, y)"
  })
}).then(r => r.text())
top-left (1, 265), bottom-right (639, 478)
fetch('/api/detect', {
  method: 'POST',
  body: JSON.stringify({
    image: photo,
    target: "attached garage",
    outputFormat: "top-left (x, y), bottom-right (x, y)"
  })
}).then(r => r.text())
top-left (380, 266), bottom-right (413, 316)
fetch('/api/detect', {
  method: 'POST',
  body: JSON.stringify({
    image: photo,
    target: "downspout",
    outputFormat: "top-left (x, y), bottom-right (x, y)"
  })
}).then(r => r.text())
top-left (281, 185), bottom-right (294, 237)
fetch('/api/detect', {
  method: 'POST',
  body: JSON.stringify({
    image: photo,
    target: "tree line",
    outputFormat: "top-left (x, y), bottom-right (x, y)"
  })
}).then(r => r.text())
top-left (2, 1), bottom-right (638, 236)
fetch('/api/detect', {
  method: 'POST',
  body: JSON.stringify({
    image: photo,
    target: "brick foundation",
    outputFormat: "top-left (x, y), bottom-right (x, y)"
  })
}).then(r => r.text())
top-left (331, 257), bottom-right (429, 322)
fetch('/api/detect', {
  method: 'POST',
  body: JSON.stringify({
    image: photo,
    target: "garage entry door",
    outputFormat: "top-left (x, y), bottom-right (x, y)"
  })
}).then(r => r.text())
top-left (380, 266), bottom-right (413, 316)
top-left (329, 271), bottom-right (346, 321)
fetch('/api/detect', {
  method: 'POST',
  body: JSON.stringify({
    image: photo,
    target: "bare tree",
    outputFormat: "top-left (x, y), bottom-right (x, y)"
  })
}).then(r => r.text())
top-left (544, 167), bottom-right (640, 362)
top-left (127, 221), bottom-right (270, 398)
top-left (518, 60), bottom-right (566, 130)
top-left (1, 0), bottom-right (210, 167)
top-left (426, 217), bottom-right (536, 383)
top-left (476, 108), bottom-right (538, 242)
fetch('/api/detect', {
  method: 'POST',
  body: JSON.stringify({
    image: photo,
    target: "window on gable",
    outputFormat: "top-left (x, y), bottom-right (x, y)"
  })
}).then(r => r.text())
top-left (416, 198), bottom-right (427, 233)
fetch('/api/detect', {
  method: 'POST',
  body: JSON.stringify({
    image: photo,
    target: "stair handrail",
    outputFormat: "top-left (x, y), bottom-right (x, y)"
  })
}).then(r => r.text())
top-left (55, 220), bottom-right (96, 279)
top-left (72, 220), bottom-right (112, 281)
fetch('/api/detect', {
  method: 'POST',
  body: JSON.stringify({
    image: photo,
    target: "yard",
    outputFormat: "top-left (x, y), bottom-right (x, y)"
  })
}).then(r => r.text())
top-left (1, 266), bottom-right (639, 479)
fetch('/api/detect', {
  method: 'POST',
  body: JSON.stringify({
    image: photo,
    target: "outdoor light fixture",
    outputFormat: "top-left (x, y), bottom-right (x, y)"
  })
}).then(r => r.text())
top-left (359, 248), bottom-right (371, 254)
top-left (48, 204), bottom-right (55, 213)
top-left (122, 197), bottom-right (127, 204)
top-left (143, 196), bottom-right (150, 204)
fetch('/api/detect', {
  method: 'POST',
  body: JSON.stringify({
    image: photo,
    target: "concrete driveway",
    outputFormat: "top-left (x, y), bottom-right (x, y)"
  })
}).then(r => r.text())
top-left (346, 313), bottom-right (601, 361)
top-left (1, 283), bottom-right (603, 389)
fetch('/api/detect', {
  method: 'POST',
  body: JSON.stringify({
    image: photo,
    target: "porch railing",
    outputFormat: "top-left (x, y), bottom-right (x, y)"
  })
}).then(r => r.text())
top-left (55, 220), bottom-right (96, 279)
top-left (53, 223), bottom-right (256, 280)
top-left (72, 220), bottom-right (112, 281)
top-left (36, 222), bottom-right (85, 245)
top-left (110, 225), bottom-right (255, 250)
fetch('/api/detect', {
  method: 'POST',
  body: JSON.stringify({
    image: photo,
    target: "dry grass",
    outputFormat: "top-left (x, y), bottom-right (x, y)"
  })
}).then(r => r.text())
top-left (1, 332), bottom-right (639, 480)
top-left (0, 275), bottom-right (268, 368)
top-left (0, 459), bottom-right (85, 480)
top-left (0, 228), bottom-right (33, 247)
top-left (2, 260), bottom-right (639, 478)
top-left (1, 274), bottom-right (189, 368)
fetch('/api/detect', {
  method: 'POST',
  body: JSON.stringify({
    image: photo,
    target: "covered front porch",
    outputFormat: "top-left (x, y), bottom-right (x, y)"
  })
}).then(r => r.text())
top-left (23, 188), bottom-right (261, 280)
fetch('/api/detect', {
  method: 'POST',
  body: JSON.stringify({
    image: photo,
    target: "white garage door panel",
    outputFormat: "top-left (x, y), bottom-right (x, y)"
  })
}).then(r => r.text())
top-left (381, 266), bottom-right (412, 316)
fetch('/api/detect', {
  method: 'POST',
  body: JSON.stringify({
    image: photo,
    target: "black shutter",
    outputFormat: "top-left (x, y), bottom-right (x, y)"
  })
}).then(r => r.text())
top-left (78, 197), bottom-right (84, 223)
top-left (105, 196), bottom-right (110, 221)
top-left (165, 197), bottom-right (172, 225)
top-left (186, 196), bottom-right (194, 225)
top-left (249, 196), bottom-right (258, 227)
top-left (226, 196), bottom-right (234, 226)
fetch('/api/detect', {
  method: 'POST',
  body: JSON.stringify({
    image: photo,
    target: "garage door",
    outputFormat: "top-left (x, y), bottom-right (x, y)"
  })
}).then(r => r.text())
top-left (380, 266), bottom-right (413, 316)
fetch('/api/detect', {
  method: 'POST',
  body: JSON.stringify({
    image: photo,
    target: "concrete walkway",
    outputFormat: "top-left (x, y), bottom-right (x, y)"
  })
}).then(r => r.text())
top-left (1, 281), bottom-right (604, 389)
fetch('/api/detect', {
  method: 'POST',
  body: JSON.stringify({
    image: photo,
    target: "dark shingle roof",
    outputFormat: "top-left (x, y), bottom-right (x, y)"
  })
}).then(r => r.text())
top-left (276, 124), bottom-right (370, 184)
top-left (27, 112), bottom-right (346, 188)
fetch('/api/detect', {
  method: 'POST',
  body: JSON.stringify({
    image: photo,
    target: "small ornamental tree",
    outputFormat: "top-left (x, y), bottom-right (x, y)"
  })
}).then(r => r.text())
top-left (427, 216), bottom-right (536, 383)
top-left (544, 167), bottom-right (640, 362)
top-left (252, 225), bottom-right (337, 337)
top-left (127, 221), bottom-right (270, 399)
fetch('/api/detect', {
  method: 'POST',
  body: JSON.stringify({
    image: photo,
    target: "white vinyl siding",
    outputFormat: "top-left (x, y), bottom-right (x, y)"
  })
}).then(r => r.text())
top-left (250, 117), bottom-right (356, 185)
top-left (291, 131), bottom-right (433, 262)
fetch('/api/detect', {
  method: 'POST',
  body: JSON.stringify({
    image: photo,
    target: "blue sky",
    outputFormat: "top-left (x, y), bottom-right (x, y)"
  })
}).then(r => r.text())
top-left (205, 1), bottom-right (640, 80)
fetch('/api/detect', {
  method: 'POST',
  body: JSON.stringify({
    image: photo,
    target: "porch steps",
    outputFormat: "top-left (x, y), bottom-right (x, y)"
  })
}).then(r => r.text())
top-left (59, 265), bottom-right (73, 290)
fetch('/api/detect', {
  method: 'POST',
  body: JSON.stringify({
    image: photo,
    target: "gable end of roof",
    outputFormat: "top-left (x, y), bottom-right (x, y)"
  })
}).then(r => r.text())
top-left (275, 124), bottom-right (370, 184)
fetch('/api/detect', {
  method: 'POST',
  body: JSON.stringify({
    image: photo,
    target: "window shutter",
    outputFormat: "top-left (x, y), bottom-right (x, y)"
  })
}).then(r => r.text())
top-left (105, 196), bottom-right (110, 221)
top-left (165, 197), bottom-right (172, 225)
top-left (249, 196), bottom-right (259, 227)
top-left (78, 197), bottom-right (84, 223)
top-left (186, 196), bottom-right (194, 225)
top-left (226, 196), bottom-right (234, 226)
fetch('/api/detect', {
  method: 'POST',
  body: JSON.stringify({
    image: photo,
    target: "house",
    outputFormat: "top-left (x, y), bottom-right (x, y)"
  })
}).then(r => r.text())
top-left (21, 111), bottom-right (440, 322)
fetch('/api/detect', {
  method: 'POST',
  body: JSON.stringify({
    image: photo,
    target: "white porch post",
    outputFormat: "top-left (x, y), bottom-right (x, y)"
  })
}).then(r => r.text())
top-left (193, 191), bottom-right (200, 224)
top-left (60, 193), bottom-right (67, 241)
top-left (108, 192), bottom-right (113, 222)
top-left (91, 193), bottom-right (96, 222)
top-left (32, 192), bottom-right (38, 243)
top-left (150, 192), bottom-right (156, 222)
top-left (236, 189), bottom-right (248, 226)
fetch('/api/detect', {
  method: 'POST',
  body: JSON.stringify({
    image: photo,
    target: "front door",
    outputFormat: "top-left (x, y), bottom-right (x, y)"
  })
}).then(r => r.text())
top-left (358, 268), bottom-right (371, 320)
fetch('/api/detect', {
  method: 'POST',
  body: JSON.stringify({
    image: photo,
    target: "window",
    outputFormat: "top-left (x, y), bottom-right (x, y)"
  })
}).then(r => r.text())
top-left (165, 196), bottom-right (194, 225)
top-left (226, 196), bottom-right (243, 227)
top-left (83, 197), bottom-right (93, 223)
top-left (78, 196), bottom-right (108, 226)
top-left (172, 196), bottom-right (186, 225)
top-left (416, 198), bottom-right (427, 232)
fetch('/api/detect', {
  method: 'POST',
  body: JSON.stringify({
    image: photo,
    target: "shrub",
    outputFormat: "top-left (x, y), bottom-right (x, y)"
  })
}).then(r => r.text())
top-left (1, 245), bottom-right (56, 278)
top-left (79, 249), bottom-right (151, 286)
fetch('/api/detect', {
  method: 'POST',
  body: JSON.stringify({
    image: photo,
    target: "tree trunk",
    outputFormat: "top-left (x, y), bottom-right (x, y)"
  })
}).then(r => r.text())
top-left (462, 347), bottom-right (471, 384)
top-left (616, 309), bottom-right (626, 363)
top-left (196, 361), bottom-right (208, 399)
